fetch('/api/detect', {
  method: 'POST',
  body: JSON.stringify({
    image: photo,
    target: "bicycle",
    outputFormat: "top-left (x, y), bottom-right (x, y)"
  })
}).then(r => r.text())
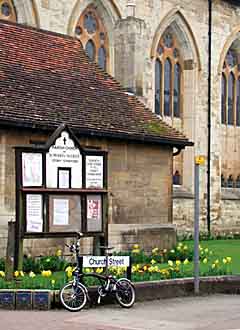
top-left (60, 233), bottom-right (135, 312)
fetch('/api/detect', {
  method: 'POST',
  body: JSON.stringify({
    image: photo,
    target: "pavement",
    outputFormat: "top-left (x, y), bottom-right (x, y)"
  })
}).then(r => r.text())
top-left (1, 294), bottom-right (240, 330)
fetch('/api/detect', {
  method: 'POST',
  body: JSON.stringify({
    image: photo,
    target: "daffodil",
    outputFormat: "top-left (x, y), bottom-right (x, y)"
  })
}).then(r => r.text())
top-left (51, 279), bottom-right (56, 286)
top-left (203, 258), bottom-right (208, 264)
top-left (14, 271), bottom-right (19, 277)
top-left (170, 249), bottom-right (175, 253)
top-left (204, 248), bottom-right (209, 253)
top-left (133, 244), bottom-right (139, 250)
top-left (143, 265), bottom-right (148, 271)
top-left (152, 247), bottom-right (159, 255)
top-left (168, 260), bottom-right (174, 267)
top-left (223, 258), bottom-right (227, 264)
top-left (176, 260), bottom-right (181, 266)
top-left (0, 271), bottom-right (5, 277)
top-left (212, 263), bottom-right (216, 269)
top-left (183, 259), bottom-right (189, 265)
top-left (41, 270), bottom-right (52, 277)
top-left (226, 257), bottom-right (232, 263)
top-left (56, 249), bottom-right (62, 257)
top-left (96, 268), bottom-right (103, 274)
top-left (151, 259), bottom-right (156, 265)
top-left (183, 245), bottom-right (188, 250)
top-left (29, 271), bottom-right (36, 278)
top-left (163, 249), bottom-right (167, 253)
top-left (132, 249), bottom-right (140, 254)
top-left (20, 271), bottom-right (24, 277)
top-left (215, 259), bottom-right (219, 265)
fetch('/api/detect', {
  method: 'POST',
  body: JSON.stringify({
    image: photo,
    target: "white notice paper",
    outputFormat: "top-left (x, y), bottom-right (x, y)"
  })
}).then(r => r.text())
top-left (86, 156), bottom-right (103, 188)
top-left (53, 199), bottom-right (69, 225)
top-left (26, 194), bottom-right (43, 232)
top-left (22, 153), bottom-right (42, 187)
top-left (58, 170), bottom-right (70, 188)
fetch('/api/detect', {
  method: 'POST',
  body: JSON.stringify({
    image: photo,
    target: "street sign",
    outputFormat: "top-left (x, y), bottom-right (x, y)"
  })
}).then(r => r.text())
top-left (83, 256), bottom-right (130, 268)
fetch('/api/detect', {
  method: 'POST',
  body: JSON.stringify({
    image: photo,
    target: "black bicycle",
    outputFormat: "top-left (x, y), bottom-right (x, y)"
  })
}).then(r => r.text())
top-left (60, 233), bottom-right (135, 312)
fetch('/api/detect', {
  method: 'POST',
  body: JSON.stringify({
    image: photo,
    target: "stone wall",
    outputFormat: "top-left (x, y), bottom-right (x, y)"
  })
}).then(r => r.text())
top-left (1, 0), bottom-right (240, 234)
top-left (0, 128), bottom-right (174, 257)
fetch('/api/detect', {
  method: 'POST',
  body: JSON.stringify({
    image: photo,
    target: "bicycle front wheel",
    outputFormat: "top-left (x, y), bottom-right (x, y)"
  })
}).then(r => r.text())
top-left (60, 282), bottom-right (87, 312)
top-left (115, 278), bottom-right (135, 308)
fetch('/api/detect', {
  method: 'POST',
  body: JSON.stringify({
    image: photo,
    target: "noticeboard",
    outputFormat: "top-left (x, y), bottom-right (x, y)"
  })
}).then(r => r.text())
top-left (15, 124), bottom-right (108, 239)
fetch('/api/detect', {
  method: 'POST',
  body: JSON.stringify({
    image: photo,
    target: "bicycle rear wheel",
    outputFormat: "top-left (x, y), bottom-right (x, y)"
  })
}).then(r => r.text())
top-left (115, 278), bottom-right (135, 308)
top-left (60, 282), bottom-right (87, 312)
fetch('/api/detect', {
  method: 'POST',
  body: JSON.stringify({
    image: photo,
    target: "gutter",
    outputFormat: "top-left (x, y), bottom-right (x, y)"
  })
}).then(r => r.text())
top-left (0, 119), bottom-right (193, 149)
top-left (207, 0), bottom-right (212, 234)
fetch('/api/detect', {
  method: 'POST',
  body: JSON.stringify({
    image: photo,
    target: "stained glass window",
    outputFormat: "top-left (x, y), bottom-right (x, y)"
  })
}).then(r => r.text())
top-left (221, 74), bottom-right (227, 124)
top-left (98, 47), bottom-right (106, 70)
top-left (174, 63), bottom-right (181, 117)
top-left (75, 6), bottom-right (109, 71)
top-left (228, 73), bottom-right (234, 125)
top-left (0, 1), bottom-right (16, 21)
top-left (85, 40), bottom-right (95, 61)
top-left (222, 46), bottom-right (240, 127)
top-left (164, 59), bottom-right (172, 116)
top-left (155, 60), bottom-right (161, 115)
top-left (154, 32), bottom-right (182, 119)
top-left (84, 12), bottom-right (97, 34)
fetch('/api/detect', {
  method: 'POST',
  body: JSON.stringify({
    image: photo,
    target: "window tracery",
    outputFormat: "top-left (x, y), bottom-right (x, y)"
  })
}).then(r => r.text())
top-left (75, 5), bottom-right (109, 71)
top-left (221, 48), bottom-right (240, 126)
top-left (0, 0), bottom-right (16, 22)
top-left (154, 31), bottom-right (182, 119)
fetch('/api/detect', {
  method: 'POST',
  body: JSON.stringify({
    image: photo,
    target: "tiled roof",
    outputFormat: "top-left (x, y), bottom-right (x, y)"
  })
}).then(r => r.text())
top-left (0, 20), bottom-right (192, 148)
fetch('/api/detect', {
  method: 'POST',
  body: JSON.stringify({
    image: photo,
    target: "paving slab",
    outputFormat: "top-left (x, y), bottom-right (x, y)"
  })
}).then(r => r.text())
top-left (1, 294), bottom-right (240, 330)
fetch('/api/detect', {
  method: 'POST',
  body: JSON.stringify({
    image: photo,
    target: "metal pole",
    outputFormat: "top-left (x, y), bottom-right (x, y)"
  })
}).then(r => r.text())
top-left (194, 162), bottom-right (200, 294)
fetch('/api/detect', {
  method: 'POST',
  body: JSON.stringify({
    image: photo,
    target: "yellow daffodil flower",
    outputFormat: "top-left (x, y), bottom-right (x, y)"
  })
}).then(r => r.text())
top-left (0, 271), bottom-right (5, 277)
top-left (20, 271), bottom-right (24, 277)
top-left (183, 259), bottom-right (189, 265)
top-left (176, 260), bottom-right (181, 266)
top-left (223, 258), bottom-right (227, 264)
top-left (132, 249), bottom-right (140, 254)
top-left (203, 258), bottom-right (208, 264)
top-left (212, 263), bottom-right (216, 269)
top-left (226, 257), bottom-right (232, 263)
top-left (151, 259), bottom-right (156, 265)
top-left (96, 268), bottom-right (103, 274)
top-left (14, 271), bottom-right (19, 277)
top-left (133, 244), bottom-right (139, 250)
top-left (51, 279), bottom-right (56, 286)
top-left (168, 260), bottom-right (174, 267)
top-left (56, 249), bottom-right (62, 257)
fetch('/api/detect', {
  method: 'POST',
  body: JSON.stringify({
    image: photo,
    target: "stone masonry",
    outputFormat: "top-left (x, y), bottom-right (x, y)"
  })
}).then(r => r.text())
top-left (0, 0), bottom-right (239, 253)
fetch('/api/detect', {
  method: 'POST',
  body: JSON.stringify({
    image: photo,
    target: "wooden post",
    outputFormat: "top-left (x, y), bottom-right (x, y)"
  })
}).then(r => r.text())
top-left (5, 221), bottom-right (16, 280)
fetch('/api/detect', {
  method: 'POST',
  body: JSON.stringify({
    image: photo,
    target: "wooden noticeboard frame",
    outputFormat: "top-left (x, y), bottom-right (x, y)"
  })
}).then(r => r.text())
top-left (14, 124), bottom-right (108, 269)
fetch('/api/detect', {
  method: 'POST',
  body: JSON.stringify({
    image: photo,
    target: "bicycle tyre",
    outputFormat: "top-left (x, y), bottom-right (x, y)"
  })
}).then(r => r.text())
top-left (60, 282), bottom-right (87, 312)
top-left (115, 278), bottom-right (135, 308)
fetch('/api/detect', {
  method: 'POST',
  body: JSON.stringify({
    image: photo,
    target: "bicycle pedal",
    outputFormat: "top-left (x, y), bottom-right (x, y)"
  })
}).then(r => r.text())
top-left (97, 296), bottom-right (101, 304)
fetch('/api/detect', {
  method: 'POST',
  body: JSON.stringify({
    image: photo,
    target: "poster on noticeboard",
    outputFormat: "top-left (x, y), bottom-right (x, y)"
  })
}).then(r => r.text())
top-left (87, 195), bottom-right (102, 232)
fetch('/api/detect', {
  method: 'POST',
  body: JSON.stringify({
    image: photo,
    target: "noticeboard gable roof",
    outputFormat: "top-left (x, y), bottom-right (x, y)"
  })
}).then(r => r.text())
top-left (0, 20), bottom-right (192, 148)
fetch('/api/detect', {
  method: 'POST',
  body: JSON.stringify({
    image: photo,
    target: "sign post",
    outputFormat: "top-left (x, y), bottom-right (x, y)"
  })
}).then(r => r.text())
top-left (194, 155), bottom-right (205, 295)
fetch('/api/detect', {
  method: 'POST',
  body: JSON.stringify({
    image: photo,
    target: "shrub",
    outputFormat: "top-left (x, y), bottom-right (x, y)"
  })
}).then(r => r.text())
top-left (0, 258), bottom-right (5, 271)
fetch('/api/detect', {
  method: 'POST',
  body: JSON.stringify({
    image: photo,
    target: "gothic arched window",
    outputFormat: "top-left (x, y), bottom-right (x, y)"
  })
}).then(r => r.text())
top-left (221, 49), bottom-right (240, 127)
top-left (154, 31), bottom-right (182, 118)
top-left (0, 1), bottom-right (16, 22)
top-left (75, 5), bottom-right (109, 71)
top-left (221, 74), bottom-right (227, 124)
top-left (228, 73), bottom-right (234, 125)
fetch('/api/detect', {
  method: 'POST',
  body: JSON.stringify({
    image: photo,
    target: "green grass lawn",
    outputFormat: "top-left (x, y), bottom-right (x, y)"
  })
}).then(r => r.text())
top-left (182, 239), bottom-right (240, 275)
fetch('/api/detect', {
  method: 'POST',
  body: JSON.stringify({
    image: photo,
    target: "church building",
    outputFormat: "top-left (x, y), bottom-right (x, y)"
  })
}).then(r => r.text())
top-left (0, 0), bottom-right (239, 254)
